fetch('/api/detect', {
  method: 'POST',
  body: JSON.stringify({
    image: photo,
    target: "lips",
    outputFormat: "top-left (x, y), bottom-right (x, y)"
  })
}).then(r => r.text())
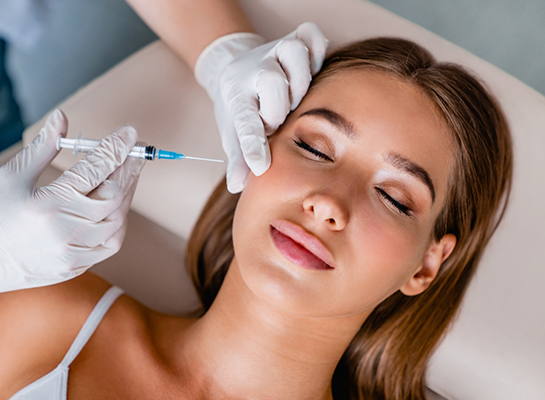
top-left (270, 220), bottom-right (335, 271)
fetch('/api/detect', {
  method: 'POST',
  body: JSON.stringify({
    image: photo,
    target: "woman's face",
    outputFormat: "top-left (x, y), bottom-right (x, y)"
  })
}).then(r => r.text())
top-left (232, 69), bottom-right (456, 318)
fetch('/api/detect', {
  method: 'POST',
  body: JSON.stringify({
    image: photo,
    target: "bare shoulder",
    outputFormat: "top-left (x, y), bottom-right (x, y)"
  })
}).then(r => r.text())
top-left (0, 272), bottom-right (111, 398)
top-left (0, 272), bottom-right (196, 398)
top-left (68, 289), bottom-right (197, 398)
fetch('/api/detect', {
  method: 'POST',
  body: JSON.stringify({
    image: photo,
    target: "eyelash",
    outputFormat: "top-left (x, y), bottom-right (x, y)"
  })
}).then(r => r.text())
top-left (294, 138), bottom-right (412, 217)
top-left (293, 138), bottom-right (333, 162)
top-left (376, 187), bottom-right (412, 216)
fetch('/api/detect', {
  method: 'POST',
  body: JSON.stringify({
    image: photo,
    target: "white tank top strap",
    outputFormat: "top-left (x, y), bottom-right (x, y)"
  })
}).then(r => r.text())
top-left (59, 286), bottom-right (124, 368)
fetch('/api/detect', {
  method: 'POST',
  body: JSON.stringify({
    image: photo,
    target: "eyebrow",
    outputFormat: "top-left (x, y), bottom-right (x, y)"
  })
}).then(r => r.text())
top-left (298, 108), bottom-right (356, 138)
top-left (385, 153), bottom-right (436, 203)
top-left (299, 107), bottom-right (436, 202)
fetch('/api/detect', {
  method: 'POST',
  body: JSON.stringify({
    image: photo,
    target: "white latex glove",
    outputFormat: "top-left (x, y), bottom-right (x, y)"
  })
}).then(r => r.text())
top-left (195, 22), bottom-right (328, 193)
top-left (0, 109), bottom-right (145, 292)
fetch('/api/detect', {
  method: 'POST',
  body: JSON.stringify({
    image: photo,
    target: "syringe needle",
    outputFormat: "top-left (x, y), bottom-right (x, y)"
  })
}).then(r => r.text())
top-left (183, 156), bottom-right (225, 163)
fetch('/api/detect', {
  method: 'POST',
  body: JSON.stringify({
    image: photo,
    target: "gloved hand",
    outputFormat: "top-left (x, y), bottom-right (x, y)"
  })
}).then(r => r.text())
top-left (0, 109), bottom-right (145, 292)
top-left (195, 22), bottom-right (328, 193)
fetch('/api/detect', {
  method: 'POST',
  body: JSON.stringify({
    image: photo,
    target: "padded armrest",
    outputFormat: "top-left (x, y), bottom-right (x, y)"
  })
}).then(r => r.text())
top-left (23, 0), bottom-right (545, 398)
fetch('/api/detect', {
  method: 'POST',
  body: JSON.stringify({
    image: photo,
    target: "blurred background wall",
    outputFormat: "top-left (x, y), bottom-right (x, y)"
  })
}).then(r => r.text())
top-left (5, 0), bottom-right (157, 128)
top-left (366, 0), bottom-right (544, 96)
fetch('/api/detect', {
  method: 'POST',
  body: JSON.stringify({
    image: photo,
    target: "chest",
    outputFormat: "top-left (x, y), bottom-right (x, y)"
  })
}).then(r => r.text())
top-left (66, 324), bottom-right (189, 399)
top-left (67, 345), bottom-right (188, 399)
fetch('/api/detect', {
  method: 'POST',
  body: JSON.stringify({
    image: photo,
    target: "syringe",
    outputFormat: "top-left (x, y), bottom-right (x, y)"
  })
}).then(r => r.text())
top-left (56, 133), bottom-right (224, 163)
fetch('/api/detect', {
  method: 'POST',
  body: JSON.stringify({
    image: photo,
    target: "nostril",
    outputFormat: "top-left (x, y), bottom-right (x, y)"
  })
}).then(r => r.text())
top-left (328, 218), bottom-right (335, 224)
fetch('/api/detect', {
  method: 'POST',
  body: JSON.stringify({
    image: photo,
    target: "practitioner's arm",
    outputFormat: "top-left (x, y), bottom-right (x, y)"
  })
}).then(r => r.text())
top-left (125, 0), bottom-right (328, 193)
top-left (125, 0), bottom-right (254, 68)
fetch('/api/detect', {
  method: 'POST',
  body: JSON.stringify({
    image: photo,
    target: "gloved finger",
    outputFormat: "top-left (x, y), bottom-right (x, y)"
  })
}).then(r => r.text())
top-left (226, 143), bottom-right (251, 193)
top-left (292, 22), bottom-right (328, 75)
top-left (66, 219), bottom-right (128, 271)
top-left (61, 156), bottom-right (142, 222)
top-left (84, 157), bottom-right (145, 220)
top-left (227, 164), bottom-right (250, 194)
top-left (52, 125), bottom-right (138, 196)
top-left (214, 103), bottom-right (253, 193)
top-left (3, 109), bottom-right (68, 184)
top-left (228, 93), bottom-right (271, 176)
top-left (87, 155), bottom-right (144, 199)
top-left (275, 38), bottom-right (312, 110)
top-left (95, 218), bottom-right (128, 260)
top-left (37, 144), bottom-right (143, 221)
top-left (70, 179), bottom-right (137, 248)
top-left (255, 60), bottom-right (291, 130)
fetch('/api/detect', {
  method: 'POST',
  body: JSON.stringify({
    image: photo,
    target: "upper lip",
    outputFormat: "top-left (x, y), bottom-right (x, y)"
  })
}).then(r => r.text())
top-left (270, 219), bottom-right (336, 269)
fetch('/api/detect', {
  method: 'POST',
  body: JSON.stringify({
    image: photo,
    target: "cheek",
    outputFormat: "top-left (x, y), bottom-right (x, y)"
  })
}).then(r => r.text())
top-left (340, 210), bottom-right (430, 309)
top-left (247, 143), bottom-right (314, 200)
top-left (233, 136), bottom-right (304, 236)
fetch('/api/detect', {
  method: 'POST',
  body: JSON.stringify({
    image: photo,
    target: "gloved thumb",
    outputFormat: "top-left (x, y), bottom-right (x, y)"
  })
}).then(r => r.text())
top-left (5, 109), bottom-right (67, 185)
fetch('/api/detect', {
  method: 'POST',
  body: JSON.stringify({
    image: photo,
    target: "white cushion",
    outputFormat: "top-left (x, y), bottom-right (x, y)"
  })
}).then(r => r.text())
top-left (23, 0), bottom-right (545, 398)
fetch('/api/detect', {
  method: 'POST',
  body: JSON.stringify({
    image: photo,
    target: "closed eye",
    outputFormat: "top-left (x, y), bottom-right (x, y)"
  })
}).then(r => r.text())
top-left (376, 187), bottom-right (412, 216)
top-left (293, 139), bottom-right (333, 162)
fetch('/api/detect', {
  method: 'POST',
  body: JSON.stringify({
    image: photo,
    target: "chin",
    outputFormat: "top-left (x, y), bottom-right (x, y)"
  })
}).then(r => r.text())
top-left (232, 248), bottom-right (350, 318)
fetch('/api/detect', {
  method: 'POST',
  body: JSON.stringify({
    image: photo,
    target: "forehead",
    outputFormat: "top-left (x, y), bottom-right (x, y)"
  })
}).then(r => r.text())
top-left (305, 69), bottom-right (447, 139)
top-left (297, 69), bottom-right (455, 204)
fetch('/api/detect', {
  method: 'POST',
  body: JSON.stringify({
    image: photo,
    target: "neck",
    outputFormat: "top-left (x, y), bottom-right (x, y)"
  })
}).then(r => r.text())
top-left (174, 260), bottom-right (370, 400)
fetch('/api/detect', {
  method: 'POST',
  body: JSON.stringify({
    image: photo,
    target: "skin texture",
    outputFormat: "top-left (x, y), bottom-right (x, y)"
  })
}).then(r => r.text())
top-left (0, 70), bottom-right (456, 399)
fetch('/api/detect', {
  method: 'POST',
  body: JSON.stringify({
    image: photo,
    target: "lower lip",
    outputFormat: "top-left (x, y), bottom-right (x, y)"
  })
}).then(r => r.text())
top-left (270, 226), bottom-right (332, 271)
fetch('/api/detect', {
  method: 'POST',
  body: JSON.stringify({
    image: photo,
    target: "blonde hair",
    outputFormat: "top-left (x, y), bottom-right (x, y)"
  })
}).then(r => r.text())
top-left (186, 38), bottom-right (513, 399)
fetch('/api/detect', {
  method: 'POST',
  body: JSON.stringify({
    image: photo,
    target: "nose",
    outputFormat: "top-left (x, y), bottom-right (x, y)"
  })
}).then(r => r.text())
top-left (303, 193), bottom-right (348, 231)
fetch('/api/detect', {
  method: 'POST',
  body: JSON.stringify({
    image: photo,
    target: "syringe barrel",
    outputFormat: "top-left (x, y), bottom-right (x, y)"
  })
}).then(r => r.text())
top-left (57, 137), bottom-right (101, 152)
top-left (56, 136), bottom-right (156, 160)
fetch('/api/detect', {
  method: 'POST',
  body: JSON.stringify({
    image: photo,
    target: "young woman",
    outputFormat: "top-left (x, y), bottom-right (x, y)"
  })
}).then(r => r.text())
top-left (1, 37), bottom-right (512, 400)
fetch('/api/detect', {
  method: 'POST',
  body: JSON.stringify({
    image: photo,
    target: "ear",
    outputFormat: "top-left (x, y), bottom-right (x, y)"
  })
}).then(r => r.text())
top-left (400, 234), bottom-right (457, 296)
